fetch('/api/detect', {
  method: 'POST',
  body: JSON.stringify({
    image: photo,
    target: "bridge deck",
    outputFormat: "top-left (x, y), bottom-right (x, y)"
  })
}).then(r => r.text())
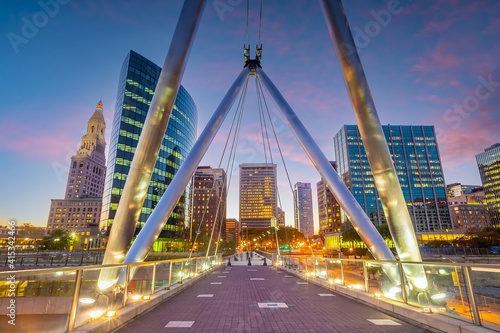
top-left (116, 259), bottom-right (433, 332)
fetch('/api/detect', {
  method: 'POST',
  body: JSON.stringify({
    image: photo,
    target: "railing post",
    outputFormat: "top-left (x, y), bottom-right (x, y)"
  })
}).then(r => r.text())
top-left (340, 259), bottom-right (345, 285)
top-left (167, 261), bottom-right (173, 290)
top-left (67, 269), bottom-right (82, 331)
top-left (151, 263), bottom-right (156, 295)
top-left (180, 260), bottom-right (185, 283)
top-left (363, 261), bottom-right (368, 292)
top-left (398, 263), bottom-right (407, 304)
top-left (195, 258), bottom-right (198, 274)
top-left (123, 265), bottom-right (130, 308)
top-left (464, 266), bottom-right (481, 326)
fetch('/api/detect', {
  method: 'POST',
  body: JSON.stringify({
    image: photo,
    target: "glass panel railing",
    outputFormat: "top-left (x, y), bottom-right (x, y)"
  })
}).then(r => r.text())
top-left (0, 269), bottom-right (77, 333)
top-left (364, 262), bottom-right (401, 300)
top-left (127, 264), bottom-right (154, 304)
top-left (171, 261), bottom-right (185, 285)
top-left (155, 261), bottom-right (172, 291)
top-left (343, 260), bottom-right (365, 291)
top-left (470, 265), bottom-right (500, 330)
top-left (314, 258), bottom-right (328, 280)
top-left (74, 265), bottom-right (126, 328)
top-left (326, 259), bottom-right (343, 285)
top-left (402, 263), bottom-right (474, 323)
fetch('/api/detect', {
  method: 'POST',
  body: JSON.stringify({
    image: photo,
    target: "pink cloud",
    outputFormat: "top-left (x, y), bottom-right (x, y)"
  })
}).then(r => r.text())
top-left (411, 43), bottom-right (461, 73)
top-left (0, 119), bottom-right (80, 160)
top-left (415, 94), bottom-right (451, 104)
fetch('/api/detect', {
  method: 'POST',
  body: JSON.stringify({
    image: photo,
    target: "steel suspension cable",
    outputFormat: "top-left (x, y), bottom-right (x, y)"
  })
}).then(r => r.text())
top-left (213, 91), bottom-right (247, 256)
top-left (189, 75), bottom-right (249, 259)
top-left (207, 77), bottom-right (249, 257)
top-left (256, 76), bottom-right (295, 248)
top-left (258, 0), bottom-right (263, 46)
top-left (256, 79), bottom-right (270, 164)
top-left (254, 76), bottom-right (292, 251)
top-left (245, 0), bottom-right (249, 47)
top-left (212, 82), bottom-right (248, 256)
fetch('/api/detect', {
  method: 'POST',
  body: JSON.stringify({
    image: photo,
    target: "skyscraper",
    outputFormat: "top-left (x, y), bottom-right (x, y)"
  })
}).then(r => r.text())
top-left (192, 166), bottom-right (226, 241)
top-left (100, 50), bottom-right (197, 249)
top-left (334, 125), bottom-right (452, 232)
top-left (294, 182), bottom-right (314, 238)
top-left (317, 161), bottom-right (341, 235)
top-left (225, 218), bottom-right (239, 242)
top-left (476, 143), bottom-right (500, 227)
top-left (277, 207), bottom-right (286, 227)
top-left (46, 101), bottom-right (107, 249)
top-left (239, 163), bottom-right (277, 229)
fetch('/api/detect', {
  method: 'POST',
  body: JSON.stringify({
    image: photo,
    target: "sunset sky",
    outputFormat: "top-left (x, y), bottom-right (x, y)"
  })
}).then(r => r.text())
top-left (1, 0), bottom-right (499, 231)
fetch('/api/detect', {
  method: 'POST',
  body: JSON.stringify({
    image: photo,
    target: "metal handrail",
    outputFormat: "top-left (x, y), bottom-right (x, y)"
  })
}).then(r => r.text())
top-left (0, 255), bottom-right (212, 276)
top-left (278, 255), bottom-right (500, 269)
top-left (277, 255), bottom-right (489, 328)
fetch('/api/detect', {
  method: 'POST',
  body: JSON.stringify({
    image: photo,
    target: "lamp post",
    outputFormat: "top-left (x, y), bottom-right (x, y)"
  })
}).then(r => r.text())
top-left (271, 216), bottom-right (280, 256)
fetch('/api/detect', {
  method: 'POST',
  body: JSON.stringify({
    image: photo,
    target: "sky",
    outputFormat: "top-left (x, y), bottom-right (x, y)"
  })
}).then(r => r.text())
top-left (1, 0), bottom-right (499, 232)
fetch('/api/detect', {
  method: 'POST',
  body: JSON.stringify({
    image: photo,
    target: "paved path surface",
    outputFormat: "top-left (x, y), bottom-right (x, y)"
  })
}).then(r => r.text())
top-left (116, 257), bottom-right (433, 333)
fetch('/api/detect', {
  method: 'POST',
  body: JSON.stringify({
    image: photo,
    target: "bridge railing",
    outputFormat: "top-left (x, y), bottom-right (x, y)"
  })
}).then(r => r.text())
top-left (275, 255), bottom-right (500, 331)
top-left (0, 254), bottom-right (222, 332)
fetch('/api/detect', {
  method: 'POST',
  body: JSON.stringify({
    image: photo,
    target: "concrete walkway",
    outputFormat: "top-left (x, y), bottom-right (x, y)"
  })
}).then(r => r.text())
top-left (115, 261), bottom-right (434, 332)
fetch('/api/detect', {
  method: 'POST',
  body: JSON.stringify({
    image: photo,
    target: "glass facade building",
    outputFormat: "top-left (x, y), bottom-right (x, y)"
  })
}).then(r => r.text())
top-left (100, 50), bottom-right (197, 245)
top-left (334, 125), bottom-right (452, 233)
top-left (476, 143), bottom-right (500, 227)
top-left (294, 182), bottom-right (314, 238)
top-left (239, 163), bottom-right (277, 229)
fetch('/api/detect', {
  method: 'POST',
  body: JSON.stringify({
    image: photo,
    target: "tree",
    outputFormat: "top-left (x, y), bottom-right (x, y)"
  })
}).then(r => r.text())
top-left (341, 227), bottom-right (361, 247)
top-left (38, 230), bottom-right (78, 250)
top-left (452, 228), bottom-right (500, 248)
top-left (375, 224), bottom-right (393, 241)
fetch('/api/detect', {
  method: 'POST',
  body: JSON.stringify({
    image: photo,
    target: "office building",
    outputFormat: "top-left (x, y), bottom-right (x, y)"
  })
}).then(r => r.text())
top-left (334, 125), bottom-right (452, 232)
top-left (294, 182), bottom-right (314, 238)
top-left (277, 207), bottom-right (285, 227)
top-left (100, 51), bottom-right (197, 250)
top-left (192, 166), bottom-right (226, 240)
top-left (225, 218), bottom-right (239, 242)
top-left (476, 143), bottom-right (500, 227)
top-left (46, 101), bottom-right (107, 248)
top-left (446, 183), bottom-right (481, 198)
top-left (448, 188), bottom-right (491, 232)
top-left (317, 162), bottom-right (341, 235)
top-left (239, 163), bottom-right (277, 229)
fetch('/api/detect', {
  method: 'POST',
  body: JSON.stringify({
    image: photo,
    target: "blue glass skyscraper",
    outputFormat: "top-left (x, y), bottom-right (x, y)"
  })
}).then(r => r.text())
top-left (334, 125), bottom-right (452, 233)
top-left (100, 50), bottom-right (197, 250)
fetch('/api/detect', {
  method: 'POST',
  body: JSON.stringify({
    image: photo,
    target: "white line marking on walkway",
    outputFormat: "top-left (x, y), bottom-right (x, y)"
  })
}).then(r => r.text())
top-left (367, 319), bottom-right (401, 326)
top-left (165, 321), bottom-right (194, 328)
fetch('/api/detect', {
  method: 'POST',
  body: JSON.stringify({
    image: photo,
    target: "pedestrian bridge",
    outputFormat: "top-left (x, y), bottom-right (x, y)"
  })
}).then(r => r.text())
top-left (0, 252), bottom-right (499, 332)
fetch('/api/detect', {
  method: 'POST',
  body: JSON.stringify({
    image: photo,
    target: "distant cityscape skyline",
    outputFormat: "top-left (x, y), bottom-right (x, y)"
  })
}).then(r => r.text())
top-left (1, 1), bottom-right (499, 233)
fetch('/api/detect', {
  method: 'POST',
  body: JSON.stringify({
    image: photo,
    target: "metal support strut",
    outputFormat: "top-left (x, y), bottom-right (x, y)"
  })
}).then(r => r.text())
top-left (99, 0), bottom-right (207, 289)
top-left (319, 0), bottom-right (427, 291)
top-left (123, 68), bottom-right (250, 265)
